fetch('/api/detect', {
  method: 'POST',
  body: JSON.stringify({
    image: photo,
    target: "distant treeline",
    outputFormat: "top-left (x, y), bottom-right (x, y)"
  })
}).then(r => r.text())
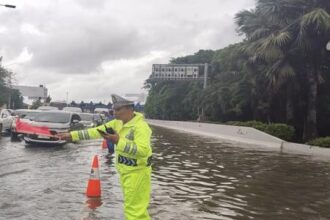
top-left (0, 66), bottom-right (24, 109)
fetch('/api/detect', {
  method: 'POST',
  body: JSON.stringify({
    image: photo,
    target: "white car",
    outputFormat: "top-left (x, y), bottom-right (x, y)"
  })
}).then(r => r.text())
top-left (37, 106), bottom-right (59, 111)
top-left (0, 109), bottom-right (15, 133)
top-left (62, 106), bottom-right (82, 113)
top-left (23, 111), bottom-right (84, 145)
top-left (10, 109), bottom-right (42, 140)
top-left (94, 107), bottom-right (109, 114)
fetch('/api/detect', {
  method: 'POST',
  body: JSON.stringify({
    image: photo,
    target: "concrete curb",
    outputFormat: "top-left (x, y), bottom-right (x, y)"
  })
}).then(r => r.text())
top-left (147, 119), bottom-right (330, 159)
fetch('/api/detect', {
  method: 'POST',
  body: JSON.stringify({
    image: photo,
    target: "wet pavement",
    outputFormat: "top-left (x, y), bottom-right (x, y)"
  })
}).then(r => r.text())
top-left (0, 126), bottom-right (330, 220)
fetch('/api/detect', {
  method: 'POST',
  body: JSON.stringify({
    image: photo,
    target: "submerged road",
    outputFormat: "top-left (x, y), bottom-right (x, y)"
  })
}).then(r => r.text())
top-left (0, 126), bottom-right (330, 220)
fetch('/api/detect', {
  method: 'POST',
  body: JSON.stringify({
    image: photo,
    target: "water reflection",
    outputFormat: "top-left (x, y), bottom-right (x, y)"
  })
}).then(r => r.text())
top-left (0, 127), bottom-right (330, 219)
top-left (150, 126), bottom-right (330, 220)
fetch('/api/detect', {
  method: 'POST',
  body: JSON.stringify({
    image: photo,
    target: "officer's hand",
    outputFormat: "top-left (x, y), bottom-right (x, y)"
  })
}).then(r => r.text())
top-left (101, 133), bottom-right (119, 144)
top-left (57, 132), bottom-right (72, 141)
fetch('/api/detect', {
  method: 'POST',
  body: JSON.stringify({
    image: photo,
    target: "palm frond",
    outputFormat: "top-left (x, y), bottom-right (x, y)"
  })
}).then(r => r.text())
top-left (298, 8), bottom-right (330, 46)
top-left (266, 59), bottom-right (295, 89)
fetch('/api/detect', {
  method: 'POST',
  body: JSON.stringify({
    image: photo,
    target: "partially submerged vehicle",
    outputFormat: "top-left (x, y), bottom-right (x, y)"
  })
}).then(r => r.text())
top-left (0, 109), bottom-right (15, 134)
top-left (11, 109), bottom-right (42, 140)
top-left (78, 113), bottom-right (99, 128)
top-left (62, 106), bottom-right (83, 113)
top-left (23, 111), bottom-right (84, 145)
top-left (37, 106), bottom-right (59, 111)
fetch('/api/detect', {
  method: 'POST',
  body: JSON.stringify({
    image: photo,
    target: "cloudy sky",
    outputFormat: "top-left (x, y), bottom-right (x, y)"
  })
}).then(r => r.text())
top-left (0, 0), bottom-right (255, 103)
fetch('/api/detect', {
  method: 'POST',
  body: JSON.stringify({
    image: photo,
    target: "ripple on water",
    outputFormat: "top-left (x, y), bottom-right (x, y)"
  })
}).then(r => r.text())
top-left (1, 126), bottom-right (330, 220)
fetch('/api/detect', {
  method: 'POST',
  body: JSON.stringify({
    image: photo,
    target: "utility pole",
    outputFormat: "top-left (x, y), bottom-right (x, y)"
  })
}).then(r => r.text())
top-left (66, 91), bottom-right (69, 106)
top-left (8, 73), bottom-right (12, 109)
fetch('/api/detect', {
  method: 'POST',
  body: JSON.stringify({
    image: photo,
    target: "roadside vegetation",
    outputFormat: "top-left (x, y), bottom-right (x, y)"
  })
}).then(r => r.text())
top-left (145, 0), bottom-right (330, 145)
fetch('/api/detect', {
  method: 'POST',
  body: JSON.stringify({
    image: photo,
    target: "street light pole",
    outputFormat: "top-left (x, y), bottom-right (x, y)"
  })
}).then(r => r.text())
top-left (0, 4), bottom-right (16, 8)
top-left (200, 63), bottom-right (208, 121)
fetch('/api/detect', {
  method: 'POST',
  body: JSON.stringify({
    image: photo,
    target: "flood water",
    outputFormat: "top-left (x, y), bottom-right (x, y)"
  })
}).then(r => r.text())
top-left (0, 126), bottom-right (330, 220)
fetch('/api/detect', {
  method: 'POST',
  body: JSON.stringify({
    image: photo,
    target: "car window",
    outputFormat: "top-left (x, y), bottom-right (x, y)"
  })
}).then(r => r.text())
top-left (33, 112), bottom-right (71, 123)
top-left (79, 114), bottom-right (93, 121)
top-left (63, 107), bottom-right (82, 112)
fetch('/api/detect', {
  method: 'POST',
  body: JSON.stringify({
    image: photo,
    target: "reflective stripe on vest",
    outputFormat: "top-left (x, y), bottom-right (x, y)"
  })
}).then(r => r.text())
top-left (118, 155), bottom-right (137, 166)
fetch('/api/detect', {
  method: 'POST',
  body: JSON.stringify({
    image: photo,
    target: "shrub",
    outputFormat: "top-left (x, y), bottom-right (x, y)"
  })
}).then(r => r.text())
top-left (263, 123), bottom-right (295, 141)
top-left (307, 137), bottom-right (330, 148)
top-left (226, 121), bottom-right (295, 141)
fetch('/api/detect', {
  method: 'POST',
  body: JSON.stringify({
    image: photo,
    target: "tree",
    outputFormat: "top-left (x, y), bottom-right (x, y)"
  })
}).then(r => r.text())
top-left (9, 89), bottom-right (24, 109)
top-left (31, 98), bottom-right (42, 109)
top-left (0, 66), bottom-right (10, 106)
top-left (235, 0), bottom-right (330, 140)
top-left (45, 96), bottom-right (52, 104)
top-left (144, 0), bottom-right (330, 141)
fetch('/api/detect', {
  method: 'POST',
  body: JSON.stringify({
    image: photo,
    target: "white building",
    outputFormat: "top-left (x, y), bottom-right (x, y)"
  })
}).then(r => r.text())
top-left (12, 85), bottom-right (48, 101)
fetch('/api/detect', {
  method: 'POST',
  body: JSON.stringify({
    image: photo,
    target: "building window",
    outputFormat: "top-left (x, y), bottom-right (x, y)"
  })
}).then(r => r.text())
top-left (162, 68), bottom-right (165, 72)
top-left (181, 68), bottom-right (184, 72)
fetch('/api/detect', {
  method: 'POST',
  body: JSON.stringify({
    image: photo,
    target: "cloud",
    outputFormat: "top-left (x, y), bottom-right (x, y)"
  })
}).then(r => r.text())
top-left (0, 0), bottom-right (255, 102)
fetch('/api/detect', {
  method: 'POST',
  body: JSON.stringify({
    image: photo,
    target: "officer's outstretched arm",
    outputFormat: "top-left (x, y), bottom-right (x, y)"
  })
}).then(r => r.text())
top-left (70, 120), bottom-right (116, 141)
top-left (116, 123), bottom-right (151, 158)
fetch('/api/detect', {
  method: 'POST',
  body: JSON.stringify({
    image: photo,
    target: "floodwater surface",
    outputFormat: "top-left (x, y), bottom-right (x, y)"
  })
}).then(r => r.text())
top-left (0, 126), bottom-right (330, 220)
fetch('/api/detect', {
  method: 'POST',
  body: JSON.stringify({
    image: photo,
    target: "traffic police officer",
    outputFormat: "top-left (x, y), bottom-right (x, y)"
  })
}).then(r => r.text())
top-left (59, 94), bottom-right (152, 220)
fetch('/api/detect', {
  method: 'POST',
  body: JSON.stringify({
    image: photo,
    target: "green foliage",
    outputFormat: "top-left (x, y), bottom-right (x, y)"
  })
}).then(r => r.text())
top-left (0, 66), bottom-right (10, 106)
top-left (45, 96), bottom-right (52, 104)
top-left (31, 99), bottom-right (42, 109)
top-left (170, 50), bottom-right (215, 64)
top-left (263, 123), bottom-right (295, 141)
top-left (9, 89), bottom-right (24, 109)
top-left (144, 81), bottom-right (201, 120)
top-left (145, 0), bottom-right (330, 141)
top-left (308, 137), bottom-right (330, 148)
top-left (226, 121), bottom-right (295, 141)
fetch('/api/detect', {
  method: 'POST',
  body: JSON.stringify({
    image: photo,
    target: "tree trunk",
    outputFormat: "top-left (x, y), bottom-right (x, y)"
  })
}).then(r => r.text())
top-left (286, 84), bottom-right (294, 124)
top-left (303, 70), bottom-right (318, 141)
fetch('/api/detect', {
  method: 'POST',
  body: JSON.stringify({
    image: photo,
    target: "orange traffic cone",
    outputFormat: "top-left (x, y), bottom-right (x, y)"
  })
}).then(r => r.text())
top-left (86, 155), bottom-right (101, 197)
top-left (101, 139), bottom-right (107, 149)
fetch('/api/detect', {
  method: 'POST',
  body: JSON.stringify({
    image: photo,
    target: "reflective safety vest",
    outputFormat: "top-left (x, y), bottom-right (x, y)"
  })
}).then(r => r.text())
top-left (71, 112), bottom-right (152, 174)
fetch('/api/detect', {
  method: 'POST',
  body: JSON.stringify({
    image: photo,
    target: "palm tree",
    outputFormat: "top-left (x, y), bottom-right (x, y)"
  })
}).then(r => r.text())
top-left (236, 0), bottom-right (330, 140)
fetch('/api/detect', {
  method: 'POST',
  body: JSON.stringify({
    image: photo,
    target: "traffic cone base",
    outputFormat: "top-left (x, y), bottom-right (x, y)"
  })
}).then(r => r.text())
top-left (86, 155), bottom-right (101, 198)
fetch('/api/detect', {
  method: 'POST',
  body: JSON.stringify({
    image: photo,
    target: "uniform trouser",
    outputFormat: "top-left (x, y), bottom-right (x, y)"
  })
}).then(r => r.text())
top-left (119, 167), bottom-right (151, 220)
